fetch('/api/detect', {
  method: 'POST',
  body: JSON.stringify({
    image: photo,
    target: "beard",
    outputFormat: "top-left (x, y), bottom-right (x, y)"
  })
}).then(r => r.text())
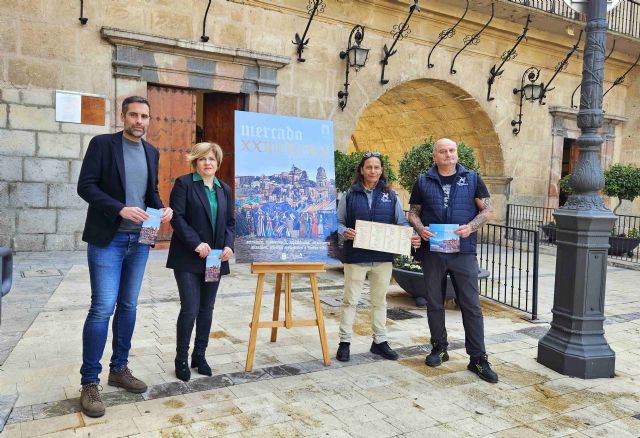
top-left (125, 126), bottom-right (146, 139)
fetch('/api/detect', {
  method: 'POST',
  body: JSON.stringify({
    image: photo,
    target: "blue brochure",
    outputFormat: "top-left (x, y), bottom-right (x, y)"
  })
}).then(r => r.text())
top-left (205, 250), bottom-right (223, 282)
top-left (429, 224), bottom-right (460, 253)
top-left (139, 208), bottom-right (162, 245)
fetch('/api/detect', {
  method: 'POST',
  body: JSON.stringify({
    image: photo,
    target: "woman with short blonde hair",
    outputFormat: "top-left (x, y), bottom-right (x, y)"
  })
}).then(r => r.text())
top-left (166, 141), bottom-right (235, 382)
top-left (187, 142), bottom-right (224, 170)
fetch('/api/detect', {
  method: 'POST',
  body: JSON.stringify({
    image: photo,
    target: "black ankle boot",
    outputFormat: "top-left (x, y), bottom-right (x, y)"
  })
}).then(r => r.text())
top-left (175, 359), bottom-right (191, 382)
top-left (191, 355), bottom-right (212, 376)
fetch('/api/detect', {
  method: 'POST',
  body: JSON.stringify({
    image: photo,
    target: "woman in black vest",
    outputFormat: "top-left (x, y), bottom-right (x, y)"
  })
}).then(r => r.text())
top-left (335, 152), bottom-right (420, 362)
top-left (166, 142), bottom-right (235, 382)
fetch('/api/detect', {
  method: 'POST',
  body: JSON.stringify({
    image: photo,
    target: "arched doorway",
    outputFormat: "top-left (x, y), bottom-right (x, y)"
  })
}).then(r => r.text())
top-left (347, 78), bottom-right (510, 217)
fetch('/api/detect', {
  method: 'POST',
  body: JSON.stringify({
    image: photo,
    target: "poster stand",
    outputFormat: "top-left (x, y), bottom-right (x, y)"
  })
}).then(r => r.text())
top-left (245, 262), bottom-right (331, 372)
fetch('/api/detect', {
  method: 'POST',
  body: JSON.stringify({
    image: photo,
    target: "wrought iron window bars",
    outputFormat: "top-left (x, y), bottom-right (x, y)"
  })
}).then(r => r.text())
top-left (450, 3), bottom-right (495, 75)
top-left (538, 29), bottom-right (583, 105)
top-left (201, 0), bottom-right (212, 42)
top-left (79, 0), bottom-right (88, 25)
top-left (603, 50), bottom-right (640, 97)
top-left (293, 0), bottom-right (326, 62)
top-left (428, 0), bottom-right (469, 69)
top-left (380, 0), bottom-right (420, 84)
top-left (487, 15), bottom-right (532, 101)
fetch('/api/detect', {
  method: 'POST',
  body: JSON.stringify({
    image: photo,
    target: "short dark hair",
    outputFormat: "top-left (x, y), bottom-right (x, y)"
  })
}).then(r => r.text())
top-left (122, 96), bottom-right (150, 114)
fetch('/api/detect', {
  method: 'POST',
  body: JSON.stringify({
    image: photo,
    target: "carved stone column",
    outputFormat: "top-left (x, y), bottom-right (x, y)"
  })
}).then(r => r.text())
top-left (537, 0), bottom-right (616, 379)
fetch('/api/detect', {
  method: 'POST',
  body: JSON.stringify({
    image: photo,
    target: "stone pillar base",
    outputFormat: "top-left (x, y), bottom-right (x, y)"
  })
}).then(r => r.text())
top-left (538, 333), bottom-right (615, 378)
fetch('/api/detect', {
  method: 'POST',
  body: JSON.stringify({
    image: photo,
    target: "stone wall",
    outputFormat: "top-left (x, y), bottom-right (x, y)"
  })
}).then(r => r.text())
top-left (1, 0), bottom-right (639, 249)
top-left (0, 89), bottom-right (110, 250)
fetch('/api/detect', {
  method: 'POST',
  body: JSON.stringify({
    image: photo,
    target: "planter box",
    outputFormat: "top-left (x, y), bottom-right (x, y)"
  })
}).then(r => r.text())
top-left (392, 267), bottom-right (490, 307)
top-left (608, 236), bottom-right (640, 257)
top-left (539, 224), bottom-right (557, 243)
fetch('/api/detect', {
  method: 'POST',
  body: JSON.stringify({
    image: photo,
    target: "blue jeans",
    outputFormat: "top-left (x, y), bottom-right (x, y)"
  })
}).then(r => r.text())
top-left (80, 232), bottom-right (150, 385)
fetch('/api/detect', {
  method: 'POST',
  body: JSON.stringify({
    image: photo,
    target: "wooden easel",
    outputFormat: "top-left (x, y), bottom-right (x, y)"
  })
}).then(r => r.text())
top-left (245, 262), bottom-right (331, 372)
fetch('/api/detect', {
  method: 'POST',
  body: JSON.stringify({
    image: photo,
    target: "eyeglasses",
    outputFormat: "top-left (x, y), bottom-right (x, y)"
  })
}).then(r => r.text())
top-left (363, 152), bottom-right (381, 158)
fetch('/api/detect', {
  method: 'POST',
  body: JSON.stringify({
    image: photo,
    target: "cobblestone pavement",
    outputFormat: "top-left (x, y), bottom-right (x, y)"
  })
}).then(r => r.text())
top-left (1, 249), bottom-right (639, 437)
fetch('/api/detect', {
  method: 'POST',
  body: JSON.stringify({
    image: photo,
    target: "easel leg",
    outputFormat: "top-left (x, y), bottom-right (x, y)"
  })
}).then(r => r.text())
top-left (284, 273), bottom-right (293, 329)
top-left (246, 273), bottom-right (265, 372)
top-left (310, 273), bottom-right (331, 366)
top-left (271, 273), bottom-right (282, 342)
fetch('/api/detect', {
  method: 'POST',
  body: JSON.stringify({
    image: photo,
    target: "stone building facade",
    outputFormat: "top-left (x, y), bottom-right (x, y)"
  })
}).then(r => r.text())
top-left (0, 0), bottom-right (639, 250)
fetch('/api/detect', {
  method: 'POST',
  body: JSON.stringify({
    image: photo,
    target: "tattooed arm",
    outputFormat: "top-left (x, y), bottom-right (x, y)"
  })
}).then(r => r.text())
top-left (454, 197), bottom-right (495, 238)
top-left (408, 204), bottom-right (435, 240)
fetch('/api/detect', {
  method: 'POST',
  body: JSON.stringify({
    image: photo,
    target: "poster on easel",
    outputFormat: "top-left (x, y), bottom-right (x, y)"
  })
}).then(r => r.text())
top-left (234, 111), bottom-right (338, 263)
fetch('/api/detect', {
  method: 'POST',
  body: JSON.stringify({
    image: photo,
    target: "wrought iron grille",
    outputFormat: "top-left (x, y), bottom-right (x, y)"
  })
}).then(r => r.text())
top-left (478, 224), bottom-right (540, 320)
top-left (506, 204), bottom-right (640, 264)
top-left (508, 0), bottom-right (640, 39)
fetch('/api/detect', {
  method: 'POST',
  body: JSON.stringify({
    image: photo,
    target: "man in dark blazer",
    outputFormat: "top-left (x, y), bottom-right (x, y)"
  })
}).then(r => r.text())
top-left (76, 95), bottom-right (173, 418)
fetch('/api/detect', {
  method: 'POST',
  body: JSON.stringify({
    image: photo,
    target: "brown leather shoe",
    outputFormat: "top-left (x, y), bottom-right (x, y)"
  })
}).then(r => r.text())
top-left (107, 367), bottom-right (148, 393)
top-left (80, 384), bottom-right (105, 418)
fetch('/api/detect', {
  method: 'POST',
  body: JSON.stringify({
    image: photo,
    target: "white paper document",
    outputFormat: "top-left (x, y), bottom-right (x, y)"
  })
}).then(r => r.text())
top-left (352, 220), bottom-right (413, 256)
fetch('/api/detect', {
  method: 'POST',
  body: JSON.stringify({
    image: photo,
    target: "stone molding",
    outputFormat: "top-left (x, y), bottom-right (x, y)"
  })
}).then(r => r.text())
top-left (101, 27), bottom-right (290, 68)
top-left (101, 27), bottom-right (290, 97)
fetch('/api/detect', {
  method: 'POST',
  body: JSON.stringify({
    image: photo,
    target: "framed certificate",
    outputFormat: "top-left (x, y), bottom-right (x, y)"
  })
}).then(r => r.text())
top-left (352, 220), bottom-right (413, 256)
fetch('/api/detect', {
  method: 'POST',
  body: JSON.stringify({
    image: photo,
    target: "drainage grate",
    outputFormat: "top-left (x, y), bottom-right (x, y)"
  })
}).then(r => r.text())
top-left (386, 308), bottom-right (423, 320)
top-left (321, 297), bottom-right (369, 308)
top-left (21, 269), bottom-right (63, 278)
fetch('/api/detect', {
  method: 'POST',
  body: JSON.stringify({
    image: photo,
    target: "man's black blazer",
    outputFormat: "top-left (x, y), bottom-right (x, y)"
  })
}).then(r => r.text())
top-left (166, 174), bottom-right (235, 275)
top-left (77, 131), bottom-right (164, 247)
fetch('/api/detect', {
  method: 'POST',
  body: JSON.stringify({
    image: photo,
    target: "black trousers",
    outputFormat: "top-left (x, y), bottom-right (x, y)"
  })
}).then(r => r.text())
top-left (174, 270), bottom-right (220, 360)
top-left (421, 252), bottom-right (486, 358)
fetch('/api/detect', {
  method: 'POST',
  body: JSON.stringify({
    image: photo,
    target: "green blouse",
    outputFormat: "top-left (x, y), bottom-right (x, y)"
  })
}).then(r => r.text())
top-left (192, 172), bottom-right (221, 234)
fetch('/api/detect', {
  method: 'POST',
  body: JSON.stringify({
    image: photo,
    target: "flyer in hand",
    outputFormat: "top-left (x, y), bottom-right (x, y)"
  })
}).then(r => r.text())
top-left (138, 208), bottom-right (162, 245)
top-left (205, 250), bottom-right (223, 282)
top-left (352, 220), bottom-right (413, 256)
top-left (429, 224), bottom-right (460, 253)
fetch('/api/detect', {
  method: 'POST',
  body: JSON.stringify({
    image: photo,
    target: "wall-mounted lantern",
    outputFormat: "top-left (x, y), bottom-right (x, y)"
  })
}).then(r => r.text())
top-left (511, 67), bottom-right (543, 135)
top-left (337, 25), bottom-right (370, 111)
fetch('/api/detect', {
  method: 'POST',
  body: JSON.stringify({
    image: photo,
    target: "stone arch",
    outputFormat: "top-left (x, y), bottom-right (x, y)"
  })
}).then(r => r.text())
top-left (347, 79), bottom-right (505, 179)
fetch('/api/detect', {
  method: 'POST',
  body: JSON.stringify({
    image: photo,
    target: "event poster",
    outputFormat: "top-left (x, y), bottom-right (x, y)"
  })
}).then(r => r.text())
top-left (234, 111), bottom-right (337, 263)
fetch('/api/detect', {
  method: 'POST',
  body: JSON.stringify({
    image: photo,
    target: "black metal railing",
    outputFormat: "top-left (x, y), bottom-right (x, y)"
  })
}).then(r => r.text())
top-left (478, 224), bottom-right (539, 320)
top-left (505, 204), bottom-right (557, 246)
top-left (506, 204), bottom-right (640, 263)
top-left (509, 0), bottom-right (640, 39)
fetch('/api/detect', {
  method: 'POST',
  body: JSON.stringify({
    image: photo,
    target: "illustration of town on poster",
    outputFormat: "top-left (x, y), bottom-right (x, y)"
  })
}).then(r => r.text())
top-left (234, 111), bottom-right (338, 263)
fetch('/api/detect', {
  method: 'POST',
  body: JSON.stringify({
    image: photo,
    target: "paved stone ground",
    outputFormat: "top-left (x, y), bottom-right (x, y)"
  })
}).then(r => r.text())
top-left (1, 249), bottom-right (639, 437)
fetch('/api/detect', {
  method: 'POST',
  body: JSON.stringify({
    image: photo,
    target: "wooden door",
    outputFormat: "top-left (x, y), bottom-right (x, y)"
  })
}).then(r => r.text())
top-left (569, 139), bottom-right (579, 174)
top-left (146, 85), bottom-right (196, 242)
top-left (202, 93), bottom-right (246, 194)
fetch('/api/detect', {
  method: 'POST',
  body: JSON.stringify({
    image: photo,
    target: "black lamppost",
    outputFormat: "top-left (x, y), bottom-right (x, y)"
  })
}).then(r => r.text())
top-left (537, 0), bottom-right (619, 379)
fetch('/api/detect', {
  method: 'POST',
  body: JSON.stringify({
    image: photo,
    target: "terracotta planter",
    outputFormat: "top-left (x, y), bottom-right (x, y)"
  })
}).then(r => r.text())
top-left (608, 236), bottom-right (640, 257)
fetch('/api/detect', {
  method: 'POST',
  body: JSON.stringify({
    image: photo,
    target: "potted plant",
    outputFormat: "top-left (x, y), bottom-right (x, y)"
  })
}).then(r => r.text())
top-left (603, 163), bottom-right (640, 215)
top-left (608, 227), bottom-right (640, 257)
top-left (599, 164), bottom-right (640, 256)
top-left (559, 166), bottom-right (640, 255)
top-left (393, 138), bottom-right (482, 306)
